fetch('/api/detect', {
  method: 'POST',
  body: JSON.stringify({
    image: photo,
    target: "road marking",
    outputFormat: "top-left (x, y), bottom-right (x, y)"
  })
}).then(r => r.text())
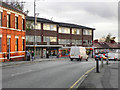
top-left (68, 66), bottom-right (96, 90)
top-left (11, 70), bottom-right (33, 77)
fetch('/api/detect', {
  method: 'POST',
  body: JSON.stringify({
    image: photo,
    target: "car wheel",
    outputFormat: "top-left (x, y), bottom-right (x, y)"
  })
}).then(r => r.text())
top-left (70, 58), bottom-right (73, 61)
top-left (77, 59), bottom-right (79, 61)
top-left (86, 57), bottom-right (88, 61)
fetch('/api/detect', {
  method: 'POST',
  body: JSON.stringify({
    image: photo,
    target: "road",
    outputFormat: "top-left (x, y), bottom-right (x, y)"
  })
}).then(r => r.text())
top-left (2, 58), bottom-right (96, 88)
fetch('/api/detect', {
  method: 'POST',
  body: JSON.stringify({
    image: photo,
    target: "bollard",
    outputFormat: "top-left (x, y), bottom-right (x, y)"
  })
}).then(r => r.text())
top-left (101, 57), bottom-right (103, 67)
top-left (96, 59), bottom-right (99, 73)
top-left (106, 58), bottom-right (109, 65)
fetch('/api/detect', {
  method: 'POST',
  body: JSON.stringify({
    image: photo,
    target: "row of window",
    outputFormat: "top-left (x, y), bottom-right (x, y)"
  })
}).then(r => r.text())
top-left (0, 37), bottom-right (25, 52)
top-left (26, 21), bottom-right (92, 35)
top-left (26, 35), bottom-right (92, 45)
top-left (0, 12), bottom-right (25, 30)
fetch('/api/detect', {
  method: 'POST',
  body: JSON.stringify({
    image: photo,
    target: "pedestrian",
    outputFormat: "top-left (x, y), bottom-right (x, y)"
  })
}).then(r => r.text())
top-left (31, 51), bottom-right (35, 61)
top-left (26, 50), bottom-right (30, 61)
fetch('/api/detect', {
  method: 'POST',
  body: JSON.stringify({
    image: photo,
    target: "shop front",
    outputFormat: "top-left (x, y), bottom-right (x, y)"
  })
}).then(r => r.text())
top-left (26, 45), bottom-right (63, 59)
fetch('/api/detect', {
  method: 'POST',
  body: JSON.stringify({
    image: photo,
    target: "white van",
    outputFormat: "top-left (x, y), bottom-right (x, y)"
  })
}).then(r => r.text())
top-left (70, 46), bottom-right (88, 61)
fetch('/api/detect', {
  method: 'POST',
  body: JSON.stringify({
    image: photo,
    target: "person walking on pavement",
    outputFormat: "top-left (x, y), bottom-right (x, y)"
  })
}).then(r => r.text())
top-left (26, 50), bottom-right (30, 61)
top-left (31, 51), bottom-right (35, 61)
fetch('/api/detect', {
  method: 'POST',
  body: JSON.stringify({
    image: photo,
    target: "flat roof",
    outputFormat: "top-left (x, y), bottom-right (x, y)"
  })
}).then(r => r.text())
top-left (26, 16), bottom-right (95, 30)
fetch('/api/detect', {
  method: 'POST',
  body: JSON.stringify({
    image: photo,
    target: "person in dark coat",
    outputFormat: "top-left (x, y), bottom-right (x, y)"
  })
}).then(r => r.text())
top-left (31, 51), bottom-right (35, 61)
top-left (26, 51), bottom-right (30, 61)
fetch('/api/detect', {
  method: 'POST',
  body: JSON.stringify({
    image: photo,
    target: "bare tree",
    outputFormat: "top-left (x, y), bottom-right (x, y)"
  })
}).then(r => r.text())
top-left (3, 0), bottom-right (28, 13)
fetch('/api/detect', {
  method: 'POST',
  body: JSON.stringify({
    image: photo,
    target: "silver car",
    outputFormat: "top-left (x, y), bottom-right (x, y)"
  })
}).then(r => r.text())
top-left (108, 53), bottom-right (119, 61)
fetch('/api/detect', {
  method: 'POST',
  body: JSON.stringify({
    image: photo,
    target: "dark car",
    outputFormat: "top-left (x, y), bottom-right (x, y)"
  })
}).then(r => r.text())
top-left (94, 53), bottom-right (102, 60)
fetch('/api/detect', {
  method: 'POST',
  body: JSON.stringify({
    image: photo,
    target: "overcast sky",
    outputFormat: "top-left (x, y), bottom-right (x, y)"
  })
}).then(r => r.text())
top-left (20, 0), bottom-right (119, 41)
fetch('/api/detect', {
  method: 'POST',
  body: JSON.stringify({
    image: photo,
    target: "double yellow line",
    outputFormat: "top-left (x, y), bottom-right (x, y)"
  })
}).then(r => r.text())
top-left (69, 66), bottom-right (96, 90)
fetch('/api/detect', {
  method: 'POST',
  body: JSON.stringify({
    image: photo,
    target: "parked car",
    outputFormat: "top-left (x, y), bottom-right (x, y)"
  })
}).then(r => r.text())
top-left (108, 53), bottom-right (118, 61)
top-left (94, 53), bottom-right (102, 60)
top-left (102, 53), bottom-right (108, 60)
top-left (70, 46), bottom-right (88, 61)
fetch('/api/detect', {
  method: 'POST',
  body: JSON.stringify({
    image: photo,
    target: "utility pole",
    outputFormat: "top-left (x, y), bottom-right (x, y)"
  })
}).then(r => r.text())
top-left (34, 0), bottom-right (36, 59)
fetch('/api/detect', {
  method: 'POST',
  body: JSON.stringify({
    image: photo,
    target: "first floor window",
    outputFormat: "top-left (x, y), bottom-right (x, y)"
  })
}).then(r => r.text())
top-left (22, 19), bottom-right (25, 30)
top-left (0, 38), bottom-right (1, 52)
top-left (44, 36), bottom-right (57, 42)
top-left (7, 14), bottom-right (10, 28)
top-left (15, 17), bottom-right (18, 29)
top-left (15, 38), bottom-right (18, 51)
top-left (83, 30), bottom-right (92, 35)
top-left (59, 27), bottom-right (70, 34)
top-left (76, 40), bottom-right (82, 45)
top-left (83, 40), bottom-right (88, 45)
top-left (22, 39), bottom-right (25, 51)
top-left (35, 36), bottom-right (41, 42)
top-left (7, 38), bottom-right (10, 52)
top-left (0, 12), bottom-right (2, 26)
top-left (26, 35), bottom-right (34, 42)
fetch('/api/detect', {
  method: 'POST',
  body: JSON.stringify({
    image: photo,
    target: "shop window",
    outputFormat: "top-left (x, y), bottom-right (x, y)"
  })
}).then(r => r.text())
top-left (15, 38), bottom-right (18, 51)
top-left (0, 38), bottom-right (1, 52)
top-left (7, 14), bottom-right (10, 28)
top-left (15, 17), bottom-right (18, 29)
top-left (0, 12), bottom-right (2, 27)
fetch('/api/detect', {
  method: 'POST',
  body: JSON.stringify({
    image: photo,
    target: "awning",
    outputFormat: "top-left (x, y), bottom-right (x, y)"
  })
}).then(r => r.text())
top-left (26, 45), bottom-right (63, 48)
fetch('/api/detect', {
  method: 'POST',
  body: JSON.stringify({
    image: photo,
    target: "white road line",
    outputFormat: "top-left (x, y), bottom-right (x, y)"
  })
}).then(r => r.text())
top-left (11, 70), bottom-right (33, 77)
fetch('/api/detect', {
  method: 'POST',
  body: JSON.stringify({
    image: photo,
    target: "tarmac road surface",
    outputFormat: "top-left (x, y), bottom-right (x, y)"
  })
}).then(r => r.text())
top-left (2, 58), bottom-right (96, 88)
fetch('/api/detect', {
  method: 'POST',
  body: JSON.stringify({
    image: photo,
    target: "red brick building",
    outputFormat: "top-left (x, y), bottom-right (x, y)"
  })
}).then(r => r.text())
top-left (26, 16), bottom-right (95, 58)
top-left (0, 2), bottom-right (26, 62)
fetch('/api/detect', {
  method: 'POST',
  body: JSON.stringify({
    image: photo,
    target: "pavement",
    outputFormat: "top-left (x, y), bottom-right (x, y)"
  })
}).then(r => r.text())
top-left (78, 61), bottom-right (119, 89)
top-left (0, 57), bottom-right (69, 67)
